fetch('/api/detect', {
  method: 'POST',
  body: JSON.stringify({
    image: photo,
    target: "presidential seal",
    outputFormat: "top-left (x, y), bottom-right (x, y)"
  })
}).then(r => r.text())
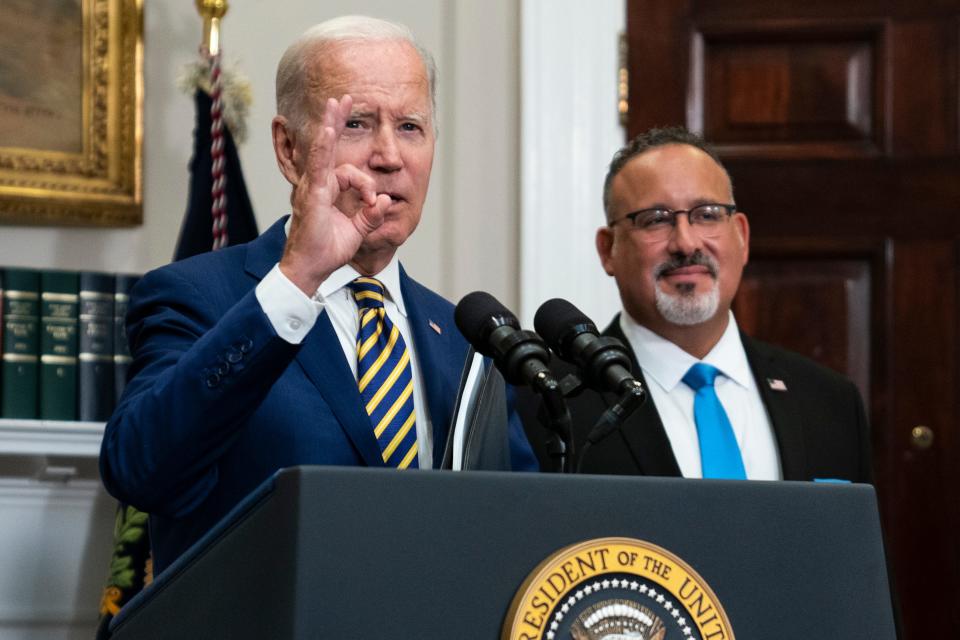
top-left (502, 537), bottom-right (734, 640)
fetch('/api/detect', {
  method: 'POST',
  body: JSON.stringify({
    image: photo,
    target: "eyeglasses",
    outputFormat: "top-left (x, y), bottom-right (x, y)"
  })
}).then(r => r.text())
top-left (608, 203), bottom-right (736, 243)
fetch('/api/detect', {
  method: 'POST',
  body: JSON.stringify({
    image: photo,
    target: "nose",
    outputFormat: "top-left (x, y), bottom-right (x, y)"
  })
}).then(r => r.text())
top-left (666, 213), bottom-right (702, 255)
top-left (369, 128), bottom-right (403, 173)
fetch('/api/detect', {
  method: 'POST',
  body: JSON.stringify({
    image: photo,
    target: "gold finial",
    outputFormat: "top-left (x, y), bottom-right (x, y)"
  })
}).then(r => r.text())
top-left (196, 0), bottom-right (228, 56)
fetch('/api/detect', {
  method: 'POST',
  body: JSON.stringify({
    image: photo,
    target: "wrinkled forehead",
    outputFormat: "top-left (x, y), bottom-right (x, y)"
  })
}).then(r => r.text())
top-left (303, 39), bottom-right (431, 108)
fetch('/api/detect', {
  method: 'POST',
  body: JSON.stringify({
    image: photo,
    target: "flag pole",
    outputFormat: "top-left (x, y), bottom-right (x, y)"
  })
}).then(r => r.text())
top-left (195, 0), bottom-right (230, 250)
top-left (173, 0), bottom-right (257, 262)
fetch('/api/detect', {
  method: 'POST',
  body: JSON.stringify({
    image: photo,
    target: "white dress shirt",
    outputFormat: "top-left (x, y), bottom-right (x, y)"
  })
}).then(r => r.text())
top-left (253, 230), bottom-right (433, 468)
top-left (619, 311), bottom-right (781, 480)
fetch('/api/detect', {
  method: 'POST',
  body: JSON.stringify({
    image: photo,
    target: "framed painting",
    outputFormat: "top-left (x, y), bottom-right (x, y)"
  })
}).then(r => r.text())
top-left (0, 0), bottom-right (143, 226)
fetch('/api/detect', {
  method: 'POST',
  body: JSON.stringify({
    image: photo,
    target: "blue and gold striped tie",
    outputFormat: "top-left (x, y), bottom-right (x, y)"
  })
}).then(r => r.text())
top-left (348, 277), bottom-right (419, 468)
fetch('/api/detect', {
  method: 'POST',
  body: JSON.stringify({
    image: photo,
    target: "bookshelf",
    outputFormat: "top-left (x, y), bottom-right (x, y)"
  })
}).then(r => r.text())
top-left (0, 419), bottom-right (104, 457)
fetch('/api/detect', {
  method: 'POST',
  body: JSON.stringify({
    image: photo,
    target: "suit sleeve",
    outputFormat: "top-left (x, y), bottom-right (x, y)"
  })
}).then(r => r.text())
top-left (99, 267), bottom-right (300, 517)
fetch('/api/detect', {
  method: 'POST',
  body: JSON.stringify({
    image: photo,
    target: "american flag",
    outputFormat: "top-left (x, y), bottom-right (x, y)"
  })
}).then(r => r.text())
top-left (767, 378), bottom-right (788, 391)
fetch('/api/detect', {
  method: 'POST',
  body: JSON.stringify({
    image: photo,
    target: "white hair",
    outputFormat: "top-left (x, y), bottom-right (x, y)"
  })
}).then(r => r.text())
top-left (655, 282), bottom-right (720, 325)
top-left (275, 15), bottom-right (438, 133)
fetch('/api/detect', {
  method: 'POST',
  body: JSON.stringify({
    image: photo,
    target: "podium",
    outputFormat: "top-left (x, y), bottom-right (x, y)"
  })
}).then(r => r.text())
top-left (109, 467), bottom-right (896, 639)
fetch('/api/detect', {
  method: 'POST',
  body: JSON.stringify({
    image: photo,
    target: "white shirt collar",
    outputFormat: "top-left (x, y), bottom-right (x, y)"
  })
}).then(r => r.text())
top-left (318, 259), bottom-right (406, 317)
top-left (283, 216), bottom-right (406, 317)
top-left (620, 310), bottom-right (755, 391)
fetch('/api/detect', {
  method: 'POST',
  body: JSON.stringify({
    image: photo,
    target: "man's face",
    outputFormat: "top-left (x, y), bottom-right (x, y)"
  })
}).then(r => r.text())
top-left (301, 39), bottom-right (435, 254)
top-left (596, 143), bottom-right (749, 333)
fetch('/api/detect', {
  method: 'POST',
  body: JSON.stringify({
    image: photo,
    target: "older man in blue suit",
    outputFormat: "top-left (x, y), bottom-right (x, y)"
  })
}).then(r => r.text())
top-left (100, 15), bottom-right (537, 575)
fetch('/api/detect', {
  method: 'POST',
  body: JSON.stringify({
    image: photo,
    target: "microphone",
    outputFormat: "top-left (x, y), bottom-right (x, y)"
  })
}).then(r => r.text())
top-left (534, 299), bottom-right (645, 457)
top-left (534, 298), bottom-right (640, 396)
top-left (454, 291), bottom-right (558, 394)
top-left (455, 291), bottom-right (575, 472)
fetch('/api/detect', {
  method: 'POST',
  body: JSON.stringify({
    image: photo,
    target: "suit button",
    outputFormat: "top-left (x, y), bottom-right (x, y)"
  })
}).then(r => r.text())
top-left (239, 338), bottom-right (253, 353)
top-left (213, 361), bottom-right (229, 376)
top-left (205, 373), bottom-right (221, 388)
top-left (226, 348), bottom-right (242, 363)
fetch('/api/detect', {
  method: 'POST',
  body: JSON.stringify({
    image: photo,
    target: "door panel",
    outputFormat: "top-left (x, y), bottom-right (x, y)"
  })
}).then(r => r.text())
top-left (693, 21), bottom-right (885, 156)
top-left (627, 1), bottom-right (960, 636)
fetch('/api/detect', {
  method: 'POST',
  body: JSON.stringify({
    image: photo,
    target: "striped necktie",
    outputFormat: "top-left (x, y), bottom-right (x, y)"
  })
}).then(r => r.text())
top-left (682, 362), bottom-right (746, 479)
top-left (348, 277), bottom-right (419, 468)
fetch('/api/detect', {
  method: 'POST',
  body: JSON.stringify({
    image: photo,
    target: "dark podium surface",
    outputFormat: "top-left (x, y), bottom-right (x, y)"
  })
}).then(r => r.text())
top-left (111, 467), bottom-right (896, 639)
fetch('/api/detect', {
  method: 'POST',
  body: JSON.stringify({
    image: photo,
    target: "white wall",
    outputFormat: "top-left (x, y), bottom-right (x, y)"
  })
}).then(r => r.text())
top-left (520, 0), bottom-right (625, 327)
top-left (0, 0), bottom-right (523, 307)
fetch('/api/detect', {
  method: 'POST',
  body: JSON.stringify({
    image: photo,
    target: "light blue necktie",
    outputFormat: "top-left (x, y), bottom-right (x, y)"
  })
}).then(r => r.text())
top-left (348, 277), bottom-right (419, 469)
top-left (682, 363), bottom-right (746, 479)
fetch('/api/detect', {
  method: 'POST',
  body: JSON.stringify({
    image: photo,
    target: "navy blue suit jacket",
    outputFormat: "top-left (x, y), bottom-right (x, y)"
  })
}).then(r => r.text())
top-left (100, 217), bottom-right (537, 573)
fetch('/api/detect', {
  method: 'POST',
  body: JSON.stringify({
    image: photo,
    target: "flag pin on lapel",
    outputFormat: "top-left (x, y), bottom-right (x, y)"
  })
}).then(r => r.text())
top-left (428, 319), bottom-right (442, 335)
top-left (767, 378), bottom-right (788, 391)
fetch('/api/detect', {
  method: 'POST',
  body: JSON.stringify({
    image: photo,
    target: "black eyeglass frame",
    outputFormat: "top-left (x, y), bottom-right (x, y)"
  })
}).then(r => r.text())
top-left (608, 203), bottom-right (737, 229)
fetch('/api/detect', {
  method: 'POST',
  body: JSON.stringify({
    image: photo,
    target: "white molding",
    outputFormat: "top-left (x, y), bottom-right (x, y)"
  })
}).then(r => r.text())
top-left (0, 478), bottom-right (103, 500)
top-left (0, 420), bottom-right (104, 457)
top-left (520, 0), bottom-right (626, 327)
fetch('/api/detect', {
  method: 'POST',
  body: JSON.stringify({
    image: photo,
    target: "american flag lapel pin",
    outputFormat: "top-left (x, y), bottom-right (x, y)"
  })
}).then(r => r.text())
top-left (767, 378), bottom-right (788, 392)
top-left (428, 319), bottom-right (442, 335)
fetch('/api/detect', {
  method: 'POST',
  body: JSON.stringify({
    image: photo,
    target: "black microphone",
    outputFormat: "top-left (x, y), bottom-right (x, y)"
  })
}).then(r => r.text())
top-left (534, 298), bottom-right (640, 396)
top-left (534, 299), bottom-right (645, 458)
top-left (454, 291), bottom-right (558, 394)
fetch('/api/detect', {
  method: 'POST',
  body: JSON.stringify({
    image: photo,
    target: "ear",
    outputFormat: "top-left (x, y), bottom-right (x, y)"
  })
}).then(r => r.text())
top-left (733, 211), bottom-right (750, 266)
top-left (272, 116), bottom-right (301, 186)
top-left (596, 226), bottom-right (617, 276)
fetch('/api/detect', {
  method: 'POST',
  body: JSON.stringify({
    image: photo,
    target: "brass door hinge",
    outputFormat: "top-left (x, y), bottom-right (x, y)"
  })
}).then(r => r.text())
top-left (618, 32), bottom-right (629, 127)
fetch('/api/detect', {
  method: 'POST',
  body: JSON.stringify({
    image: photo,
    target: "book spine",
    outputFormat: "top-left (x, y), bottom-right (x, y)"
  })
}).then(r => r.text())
top-left (114, 274), bottom-right (140, 406)
top-left (40, 271), bottom-right (79, 421)
top-left (79, 272), bottom-right (115, 422)
top-left (2, 269), bottom-right (41, 419)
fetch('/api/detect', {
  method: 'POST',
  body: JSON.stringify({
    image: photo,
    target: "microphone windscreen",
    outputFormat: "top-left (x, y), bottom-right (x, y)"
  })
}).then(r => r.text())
top-left (534, 298), bottom-right (598, 349)
top-left (454, 291), bottom-right (519, 347)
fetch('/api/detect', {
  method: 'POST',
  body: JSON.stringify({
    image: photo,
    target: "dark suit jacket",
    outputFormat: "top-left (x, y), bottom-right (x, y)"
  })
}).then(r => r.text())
top-left (100, 217), bottom-right (537, 574)
top-left (520, 314), bottom-right (872, 483)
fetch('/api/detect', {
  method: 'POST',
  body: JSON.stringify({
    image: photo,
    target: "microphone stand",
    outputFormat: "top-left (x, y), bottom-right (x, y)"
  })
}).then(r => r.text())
top-left (576, 379), bottom-right (645, 474)
top-left (532, 372), bottom-right (575, 474)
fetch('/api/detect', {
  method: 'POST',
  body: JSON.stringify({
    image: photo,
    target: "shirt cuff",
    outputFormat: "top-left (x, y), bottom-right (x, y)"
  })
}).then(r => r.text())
top-left (255, 264), bottom-right (323, 344)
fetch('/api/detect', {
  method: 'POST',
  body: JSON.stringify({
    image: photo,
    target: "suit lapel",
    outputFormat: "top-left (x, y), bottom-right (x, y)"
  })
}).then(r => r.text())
top-left (297, 313), bottom-right (385, 466)
top-left (243, 215), bottom-right (384, 466)
top-left (742, 334), bottom-right (808, 480)
top-left (604, 318), bottom-right (683, 476)
top-left (400, 267), bottom-right (462, 463)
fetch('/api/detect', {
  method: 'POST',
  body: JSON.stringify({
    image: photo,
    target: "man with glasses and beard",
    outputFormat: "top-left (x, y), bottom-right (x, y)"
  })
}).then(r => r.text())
top-left (523, 127), bottom-right (872, 483)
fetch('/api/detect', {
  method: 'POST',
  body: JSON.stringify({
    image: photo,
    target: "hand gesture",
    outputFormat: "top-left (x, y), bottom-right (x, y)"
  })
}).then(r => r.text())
top-left (277, 95), bottom-right (392, 294)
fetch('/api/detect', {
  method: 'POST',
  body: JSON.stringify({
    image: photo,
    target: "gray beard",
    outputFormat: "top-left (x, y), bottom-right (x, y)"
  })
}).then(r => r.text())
top-left (654, 281), bottom-right (720, 326)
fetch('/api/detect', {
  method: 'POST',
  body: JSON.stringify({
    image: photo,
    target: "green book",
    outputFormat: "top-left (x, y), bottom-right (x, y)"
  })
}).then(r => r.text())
top-left (2, 268), bottom-right (41, 419)
top-left (78, 271), bottom-right (115, 421)
top-left (40, 270), bottom-right (79, 421)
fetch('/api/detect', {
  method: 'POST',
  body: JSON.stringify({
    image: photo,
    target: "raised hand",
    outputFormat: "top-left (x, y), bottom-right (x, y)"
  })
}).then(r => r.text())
top-left (278, 95), bottom-right (392, 295)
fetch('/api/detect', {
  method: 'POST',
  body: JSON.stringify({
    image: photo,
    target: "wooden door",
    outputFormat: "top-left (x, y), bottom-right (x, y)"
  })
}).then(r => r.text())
top-left (625, 1), bottom-right (960, 636)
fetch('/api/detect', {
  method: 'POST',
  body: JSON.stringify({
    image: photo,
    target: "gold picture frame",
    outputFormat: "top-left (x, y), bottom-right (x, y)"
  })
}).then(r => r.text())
top-left (0, 0), bottom-right (143, 226)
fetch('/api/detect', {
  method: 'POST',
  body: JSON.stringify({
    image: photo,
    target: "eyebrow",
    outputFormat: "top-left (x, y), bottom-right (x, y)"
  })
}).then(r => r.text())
top-left (638, 198), bottom-right (728, 210)
top-left (347, 109), bottom-right (376, 120)
top-left (347, 109), bottom-right (431, 124)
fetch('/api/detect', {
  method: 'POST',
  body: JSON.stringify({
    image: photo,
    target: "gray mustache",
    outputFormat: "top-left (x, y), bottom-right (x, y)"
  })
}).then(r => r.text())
top-left (654, 252), bottom-right (719, 279)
